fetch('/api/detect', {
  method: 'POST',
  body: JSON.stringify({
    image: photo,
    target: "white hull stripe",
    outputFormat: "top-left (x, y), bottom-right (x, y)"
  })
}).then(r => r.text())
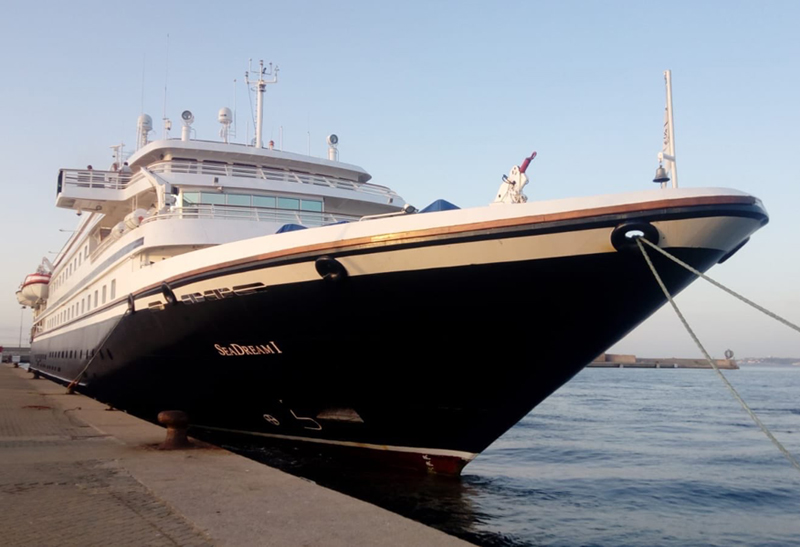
top-left (193, 424), bottom-right (478, 461)
top-left (160, 216), bottom-right (761, 305)
top-left (35, 215), bottom-right (761, 341)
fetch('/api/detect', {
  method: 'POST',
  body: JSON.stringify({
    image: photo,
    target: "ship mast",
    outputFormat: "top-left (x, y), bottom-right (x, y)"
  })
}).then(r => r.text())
top-left (660, 70), bottom-right (678, 188)
top-left (245, 59), bottom-right (279, 149)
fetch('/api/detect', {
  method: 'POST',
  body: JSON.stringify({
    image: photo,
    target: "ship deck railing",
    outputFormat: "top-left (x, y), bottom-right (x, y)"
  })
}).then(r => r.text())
top-left (59, 169), bottom-right (135, 191)
top-left (140, 205), bottom-right (360, 228)
top-left (150, 161), bottom-right (399, 202)
top-left (59, 161), bottom-right (400, 204)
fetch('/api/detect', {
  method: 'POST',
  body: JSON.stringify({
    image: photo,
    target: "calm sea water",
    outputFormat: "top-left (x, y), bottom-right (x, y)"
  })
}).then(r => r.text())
top-left (219, 366), bottom-right (800, 547)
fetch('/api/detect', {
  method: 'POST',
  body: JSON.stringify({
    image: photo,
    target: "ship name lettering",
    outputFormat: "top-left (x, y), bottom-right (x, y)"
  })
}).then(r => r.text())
top-left (214, 342), bottom-right (283, 356)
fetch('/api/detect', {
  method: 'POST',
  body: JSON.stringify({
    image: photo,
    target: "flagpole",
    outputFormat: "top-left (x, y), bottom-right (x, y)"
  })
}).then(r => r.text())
top-left (664, 70), bottom-right (678, 188)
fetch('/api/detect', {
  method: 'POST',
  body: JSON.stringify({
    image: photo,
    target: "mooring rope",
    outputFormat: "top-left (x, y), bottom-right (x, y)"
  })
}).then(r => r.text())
top-left (639, 237), bottom-right (800, 335)
top-left (635, 238), bottom-right (800, 474)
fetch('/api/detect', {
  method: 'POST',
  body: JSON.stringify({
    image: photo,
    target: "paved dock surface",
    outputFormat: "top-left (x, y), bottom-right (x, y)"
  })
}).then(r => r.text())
top-left (0, 364), bottom-right (473, 546)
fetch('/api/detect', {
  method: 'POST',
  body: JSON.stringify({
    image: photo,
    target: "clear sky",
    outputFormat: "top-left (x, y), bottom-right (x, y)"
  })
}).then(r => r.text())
top-left (0, 1), bottom-right (798, 358)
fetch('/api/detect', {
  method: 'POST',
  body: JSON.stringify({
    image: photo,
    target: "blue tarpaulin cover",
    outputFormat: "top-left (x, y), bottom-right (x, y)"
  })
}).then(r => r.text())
top-left (276, 223), bottom-right (308, 233)
top-left (419, 199), bottom-right (460, 213)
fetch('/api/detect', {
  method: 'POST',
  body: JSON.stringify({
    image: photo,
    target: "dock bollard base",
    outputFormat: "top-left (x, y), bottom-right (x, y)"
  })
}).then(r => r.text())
top-left (158, 410), bottom-right (191, 450)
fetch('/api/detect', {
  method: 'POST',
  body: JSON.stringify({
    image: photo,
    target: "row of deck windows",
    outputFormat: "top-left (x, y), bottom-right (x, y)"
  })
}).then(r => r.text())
top-left (52, 243), bottom-right (91, 294)
top-left (45, 280), bottom-right (115, 330)
top-left (182, 192), bottom-right (323, 212)
top-left (47, 348), bottom-right (113, 361)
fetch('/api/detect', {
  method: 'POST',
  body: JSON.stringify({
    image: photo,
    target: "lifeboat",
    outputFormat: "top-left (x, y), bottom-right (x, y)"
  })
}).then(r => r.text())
top-left (19, 272), bottom-right (51, 306)
top-left (16, 289), bottom-right (34, 307)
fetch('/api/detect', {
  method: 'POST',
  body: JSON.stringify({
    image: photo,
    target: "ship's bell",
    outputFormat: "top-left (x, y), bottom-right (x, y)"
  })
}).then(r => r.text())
top-left (653, 165), bottom-right (670, 183)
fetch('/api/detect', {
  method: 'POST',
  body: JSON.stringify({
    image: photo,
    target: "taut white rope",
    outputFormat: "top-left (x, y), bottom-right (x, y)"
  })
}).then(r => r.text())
top-left (636, 238), bottom-right (800, 474)
top-left (639, 237), bottom-right (800, 335)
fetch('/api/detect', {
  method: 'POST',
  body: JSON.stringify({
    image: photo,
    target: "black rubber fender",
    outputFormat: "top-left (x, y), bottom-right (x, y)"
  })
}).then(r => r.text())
top-left (315, 256), bottom-right (348, 282)
top-left (610, 222), bottom-right (660, 252)
top-left (127, 293), bottom-right (136, 314)
top-left (161, 282), bottom-right (178, 305)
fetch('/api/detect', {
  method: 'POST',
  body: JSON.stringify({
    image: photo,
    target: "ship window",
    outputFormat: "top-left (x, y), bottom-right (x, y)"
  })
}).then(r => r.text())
top-left (253, 196), bottom-right (276, 208)
top-left (85, 246), bottom-right (89, 258)
top-left (81, 299), bottom-right (85, 314)
top-left (227, 194), bottom-right (251, 206)
top-left (78, 254), bottom-right (82, 266)
top-left (110, 280), bottom-right (116, 300)
top-left (301, 200), bottom-right (323, 212)
top-left (182, 192), bottom-right (200, 206)
top-left (102, 286), bottom-right (107, 304)
top-left (94, 290), bottom-right (98, 308)
top-left (278, 197), bottom-right (300, 210)
top-left (200, 193), bottom-right (226, 205)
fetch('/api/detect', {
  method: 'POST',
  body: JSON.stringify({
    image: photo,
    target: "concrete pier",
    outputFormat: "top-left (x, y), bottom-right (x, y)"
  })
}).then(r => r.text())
top-left (0, 364), bottom-right (473, 546)
top-left (589, 353), bottom-right (738, 369)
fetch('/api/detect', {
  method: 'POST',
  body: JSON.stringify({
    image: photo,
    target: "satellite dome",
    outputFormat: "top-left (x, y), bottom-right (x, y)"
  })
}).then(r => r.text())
top-left (218, 107), bottom-right (233, 125)
top-left (137, 114), bottom-right (153, 132)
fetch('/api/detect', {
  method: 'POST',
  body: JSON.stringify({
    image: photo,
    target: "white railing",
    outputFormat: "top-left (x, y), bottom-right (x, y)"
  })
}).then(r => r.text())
top-left (140, 205), bottom-right (360, 227)
top-left (60, 161), bottom-right (401, 204)
top-left (147, 160), bottom-right (400, 201)
top-left (59, 168), bottom-right (142, 191)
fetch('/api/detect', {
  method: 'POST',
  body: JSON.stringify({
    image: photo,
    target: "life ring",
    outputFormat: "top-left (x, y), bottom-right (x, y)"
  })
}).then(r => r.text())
top-left (161, 282), bottom-right (178, 305)
top-left (315, 256), bottom-right (348, 282)
top-left (610, 222), bottom-right (660, 253)
top-left (724, 349), bottom-right (734, 360)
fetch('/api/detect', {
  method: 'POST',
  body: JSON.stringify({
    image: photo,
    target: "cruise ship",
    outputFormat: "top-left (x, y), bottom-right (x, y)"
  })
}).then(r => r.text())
top-left (18, 67), bottom-right (769, 474)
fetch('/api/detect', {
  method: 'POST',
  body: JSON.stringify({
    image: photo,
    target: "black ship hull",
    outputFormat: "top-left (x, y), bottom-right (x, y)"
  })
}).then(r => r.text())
top-left (30, 201), bottom-right (767, 474)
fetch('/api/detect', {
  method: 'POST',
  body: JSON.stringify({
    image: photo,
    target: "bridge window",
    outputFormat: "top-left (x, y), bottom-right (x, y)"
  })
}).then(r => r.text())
top-left (253, 196), bottom-right (276, 208)
top-left (201, 193), bottom-right (226, 206)
top-left (227, 194), bottom-right (251, 207)
top-left (301, 200), bottom-right (323, 212)
top-left (278, 197), bottom-right (300, 210)
top-left (182, 192), bottom-right (200, 205)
